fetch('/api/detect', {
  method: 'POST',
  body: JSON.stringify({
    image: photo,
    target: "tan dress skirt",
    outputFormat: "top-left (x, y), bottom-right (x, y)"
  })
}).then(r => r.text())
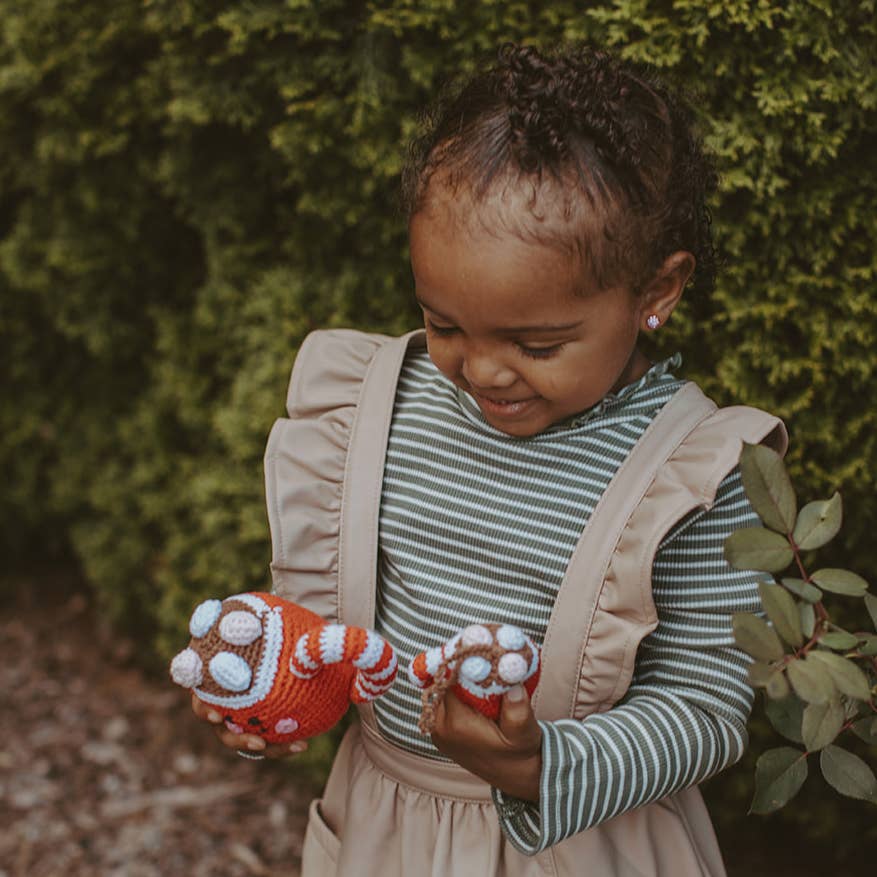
top-left (301, 718), bottom-right (727, 877)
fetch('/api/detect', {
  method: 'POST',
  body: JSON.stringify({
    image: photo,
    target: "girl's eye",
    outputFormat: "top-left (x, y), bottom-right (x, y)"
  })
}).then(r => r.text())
top-left (426, 320), bottom-right (457, 336)
top-left (517, 343), bottom-right (564, 360)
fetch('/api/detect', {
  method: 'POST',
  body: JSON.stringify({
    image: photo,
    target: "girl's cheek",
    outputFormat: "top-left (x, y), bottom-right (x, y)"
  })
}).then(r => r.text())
top-left (426, 342), bottom-right (456, 379)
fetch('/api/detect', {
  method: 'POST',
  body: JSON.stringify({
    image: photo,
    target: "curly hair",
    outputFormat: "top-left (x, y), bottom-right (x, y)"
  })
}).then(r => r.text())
top-left (401, 44), bottom-right (718, 298)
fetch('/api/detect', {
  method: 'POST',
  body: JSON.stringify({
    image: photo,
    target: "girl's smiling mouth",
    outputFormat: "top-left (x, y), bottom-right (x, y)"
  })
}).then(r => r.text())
top-left (470, 391), bottom-right (540, 418)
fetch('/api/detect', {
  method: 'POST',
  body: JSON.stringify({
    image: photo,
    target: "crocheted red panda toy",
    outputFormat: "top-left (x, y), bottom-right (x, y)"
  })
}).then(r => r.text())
top-left (408, 622), bottom-right (541, 734)
top-left (170, 592), bottom-right (397, 743)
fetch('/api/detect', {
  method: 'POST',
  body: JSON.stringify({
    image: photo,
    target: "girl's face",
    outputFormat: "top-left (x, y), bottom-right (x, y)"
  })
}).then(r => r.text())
top-left (409, 198), bottom-right (658, 438)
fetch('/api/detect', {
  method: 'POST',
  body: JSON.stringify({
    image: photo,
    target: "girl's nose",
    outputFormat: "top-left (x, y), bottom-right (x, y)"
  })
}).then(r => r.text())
top-left (461, 348), bottom-right (517, 390)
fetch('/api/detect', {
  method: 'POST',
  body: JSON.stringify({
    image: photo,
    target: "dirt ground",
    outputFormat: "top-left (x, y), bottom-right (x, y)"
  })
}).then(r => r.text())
top-left (0, 580), bottom-right (315, 877)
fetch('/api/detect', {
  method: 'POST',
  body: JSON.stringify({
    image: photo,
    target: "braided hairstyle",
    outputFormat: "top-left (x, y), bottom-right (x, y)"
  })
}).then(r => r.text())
top-left (401, 44), bottom-right (717, 298)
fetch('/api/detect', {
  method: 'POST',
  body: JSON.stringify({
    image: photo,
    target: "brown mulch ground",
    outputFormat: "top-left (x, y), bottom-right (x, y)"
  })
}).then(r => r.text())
top-left (0, 580), bottom-right (315, 877)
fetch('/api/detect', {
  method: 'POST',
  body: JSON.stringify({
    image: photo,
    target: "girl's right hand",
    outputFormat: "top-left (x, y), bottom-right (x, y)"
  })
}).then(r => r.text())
top-left (191, 693), bottom-right (309, 760)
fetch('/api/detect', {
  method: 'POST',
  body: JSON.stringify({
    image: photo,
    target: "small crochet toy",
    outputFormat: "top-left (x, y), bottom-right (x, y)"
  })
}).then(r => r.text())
top-left (408, 623), bottom-right (541, 734)
top-left (170, 592), bottom-right (397, 743)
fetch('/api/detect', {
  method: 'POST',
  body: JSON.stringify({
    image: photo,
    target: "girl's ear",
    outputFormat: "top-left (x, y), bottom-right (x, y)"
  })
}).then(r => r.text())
top-left (638, 251), bottom-right (695, 330)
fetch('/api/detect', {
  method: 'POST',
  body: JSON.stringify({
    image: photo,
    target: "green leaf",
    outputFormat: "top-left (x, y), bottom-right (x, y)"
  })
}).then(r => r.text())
top-left (781, 577), bottom-right (823, 604)
top-left (865, 593), bottom-right (877, 630)
top-left (787, 657), bottom-right (836, 704)
top-left (725, 528), bottom-right (794, 573)
top-left (747, 661), bottom-right (776, 687)
top-left (759, 581), bottom-right (803, 648)
top-left (739, 442), bottom-right (797, 534)
top-left (802, 700), bottom-right (845, 751)
top-left (792, 493), bottom-right (842, 550)
top-left (808, 651), bottom-right (873, 700)
top-left (818, 631), bottom-right (860, 651)
top-left (859, 635), bottom-right (877, 656)
top-left (765, 694), bottom-right (804, 743)
top-left (851, 717), bottom-right (877, 746)
top-left (732, 613), bottom-right (785, 662)
top-left (750, 747), bottom-right (808, 814)
top-left (748, 661), bottom-right (789, 699)
top-left (820, 745), bottom-right (877, 803)
top-left (810, 569), bottom-right (870, 597)
top-left (766, 670), bottom-right (791, 700)
top-left (799, 603), bottom-right (816, 638)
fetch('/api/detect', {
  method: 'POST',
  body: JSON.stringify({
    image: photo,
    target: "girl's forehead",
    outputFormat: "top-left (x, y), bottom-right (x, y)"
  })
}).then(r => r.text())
top-left (413, 174), bottom-right (611, 281)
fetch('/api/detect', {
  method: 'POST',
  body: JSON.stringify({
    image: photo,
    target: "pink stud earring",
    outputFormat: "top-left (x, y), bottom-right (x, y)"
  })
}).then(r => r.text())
top-left (646, 314), bottom-right (661, 330)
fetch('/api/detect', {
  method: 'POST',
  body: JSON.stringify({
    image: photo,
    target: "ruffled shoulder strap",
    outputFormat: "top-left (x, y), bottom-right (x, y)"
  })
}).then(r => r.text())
top-left (533, 382), bottom-right (788, 720)
top-left (264, 329), bottom-right (425, 621)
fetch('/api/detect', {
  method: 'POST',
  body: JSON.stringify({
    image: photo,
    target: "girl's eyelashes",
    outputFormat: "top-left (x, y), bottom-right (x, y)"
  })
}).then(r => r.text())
top-left (425, 318), bottom-right (565, 358)
top-left (426, 319), bottom-right (564, 359)
top-left (517, 343), bottom-right (565, 360)
top-left (425, 320), bottom-right (457, 336)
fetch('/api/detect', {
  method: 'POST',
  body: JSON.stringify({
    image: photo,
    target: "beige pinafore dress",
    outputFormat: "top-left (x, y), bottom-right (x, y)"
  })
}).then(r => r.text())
top-left (264, 329), bottom-right (787, 877)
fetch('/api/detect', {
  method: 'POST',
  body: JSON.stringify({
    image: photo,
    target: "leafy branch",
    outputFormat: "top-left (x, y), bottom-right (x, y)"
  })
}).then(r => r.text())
top-left (725, 443), bottom-right (877, 813)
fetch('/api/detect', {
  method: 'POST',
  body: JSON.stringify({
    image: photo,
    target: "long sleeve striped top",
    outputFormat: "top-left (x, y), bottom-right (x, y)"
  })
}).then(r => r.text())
top-left (373, 348), bottom-right (762, 854)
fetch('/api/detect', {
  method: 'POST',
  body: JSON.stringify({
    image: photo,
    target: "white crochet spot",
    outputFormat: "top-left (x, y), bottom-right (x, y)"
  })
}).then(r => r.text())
top-left (461, 624), bottom-right (493, 648)
top-left (209, 652), bottom-right (253, 692)
top-left (170, 648), bottom-right (203, 688)
top-left (320, 625), bottom-right (347, 665)
top-left (460, 655), bottom-right (492, 683)
top-left (189, 600), bottom-right (222, 637)
top-left (353, 631), bottom-right (384, 669)
top-left (274, 717), bottom-right (299, 735)
top-left (424, 646), bottom-right (444, 677)
top-left (496, 624), bottom-right (526, 651)
top-left (219, 610), bottom-right (262, 646)
top-left (497, 652), bottom-right (528, 684)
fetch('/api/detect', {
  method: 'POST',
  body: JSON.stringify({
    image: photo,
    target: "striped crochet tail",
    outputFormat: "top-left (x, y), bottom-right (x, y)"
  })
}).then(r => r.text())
top-left (406, 633), bottom-right (462, 690)
top-left (289, 624), bottom-right (398, 703)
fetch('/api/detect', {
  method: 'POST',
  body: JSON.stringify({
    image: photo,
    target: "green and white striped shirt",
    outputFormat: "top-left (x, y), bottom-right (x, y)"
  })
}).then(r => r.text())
top-left (374, 349), bottom-right (761, 854)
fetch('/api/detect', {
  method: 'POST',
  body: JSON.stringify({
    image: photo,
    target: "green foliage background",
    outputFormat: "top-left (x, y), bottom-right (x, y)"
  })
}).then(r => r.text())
top-left (2, 0), bottom-right (875, 861)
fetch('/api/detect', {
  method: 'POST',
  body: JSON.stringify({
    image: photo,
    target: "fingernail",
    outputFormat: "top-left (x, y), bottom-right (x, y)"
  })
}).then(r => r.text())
top-left (247, 738), bottom-right (266, 751)
top-left (289, 741), bottom-right (307, 753)
top-left (506, 685), bottom-right (525, 703)
top-left (207, 710), bottom-right (222, 723)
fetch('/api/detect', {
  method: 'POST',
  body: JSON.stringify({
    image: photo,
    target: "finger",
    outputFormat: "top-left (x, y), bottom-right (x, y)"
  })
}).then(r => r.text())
top-left (235, 738), bottom-right (309, 760)
top-left (215, 728), bottom-right (267, 752)
top-left (264, 739), bottom-right (309, 759)
top-left (439, 689), bottom-right (487, 734)
top-left (191, 693), bottom-right (222, 724)
top-left (498, 686), bottom-right (541, 750)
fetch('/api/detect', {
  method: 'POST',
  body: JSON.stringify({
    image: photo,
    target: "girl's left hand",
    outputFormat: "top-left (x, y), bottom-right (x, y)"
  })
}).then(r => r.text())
top-left (429, 685), bottom-right (542, 802)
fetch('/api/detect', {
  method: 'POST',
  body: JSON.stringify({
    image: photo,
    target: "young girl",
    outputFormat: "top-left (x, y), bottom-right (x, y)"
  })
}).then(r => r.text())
top-left (195, 43), bottom-right (786, 876)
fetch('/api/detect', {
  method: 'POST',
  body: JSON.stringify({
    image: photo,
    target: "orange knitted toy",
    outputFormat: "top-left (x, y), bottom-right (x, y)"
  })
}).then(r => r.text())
top-left (170, 592), bottom-right (397, 743)
top-left (408, 623), bottom-right (540, 734)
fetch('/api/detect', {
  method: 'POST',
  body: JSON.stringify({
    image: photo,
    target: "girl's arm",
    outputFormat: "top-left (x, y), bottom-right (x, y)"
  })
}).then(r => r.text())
top-left (487, 466), bottom-right (763, 854)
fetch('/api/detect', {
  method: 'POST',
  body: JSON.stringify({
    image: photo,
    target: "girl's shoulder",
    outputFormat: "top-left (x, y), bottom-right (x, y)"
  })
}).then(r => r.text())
top-left (284, 329), bottom-right (426, 418)
top-left (637, 382), bottom-right (788, 511)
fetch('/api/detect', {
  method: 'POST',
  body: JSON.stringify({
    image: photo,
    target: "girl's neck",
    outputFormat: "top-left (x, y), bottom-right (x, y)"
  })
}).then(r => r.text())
top-left (611, 346), bottom-right (652, 396)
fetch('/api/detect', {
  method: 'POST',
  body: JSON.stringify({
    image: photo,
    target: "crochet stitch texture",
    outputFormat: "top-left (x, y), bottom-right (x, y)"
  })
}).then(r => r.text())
top-left (408, 622), bottom-right (541, 733)
top-left (171, 592), bottom-right (398, 743)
